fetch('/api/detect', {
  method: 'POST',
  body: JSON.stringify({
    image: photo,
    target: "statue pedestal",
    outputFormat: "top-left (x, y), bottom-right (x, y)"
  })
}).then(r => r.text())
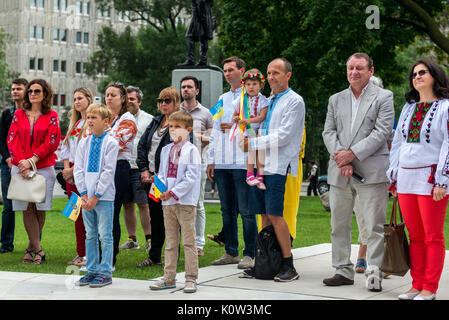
top-left (172, 68), bottom-right (223, 109)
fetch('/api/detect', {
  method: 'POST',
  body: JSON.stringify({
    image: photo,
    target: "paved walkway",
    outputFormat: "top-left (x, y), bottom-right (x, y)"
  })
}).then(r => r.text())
top-left (1, 243), bottom-right (448, 300)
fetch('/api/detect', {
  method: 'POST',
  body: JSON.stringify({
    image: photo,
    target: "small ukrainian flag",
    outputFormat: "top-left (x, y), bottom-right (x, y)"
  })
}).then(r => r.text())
top-left (209, 99), bottom-right (224, 120)
top-left (62, 193), bottom-right (82, 221)
top-left (148, 173), bottom-right (168, 202)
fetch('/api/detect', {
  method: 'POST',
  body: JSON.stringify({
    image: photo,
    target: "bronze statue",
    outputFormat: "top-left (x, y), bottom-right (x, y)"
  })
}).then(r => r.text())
top-left (179, 0), bottom-right (213, 67)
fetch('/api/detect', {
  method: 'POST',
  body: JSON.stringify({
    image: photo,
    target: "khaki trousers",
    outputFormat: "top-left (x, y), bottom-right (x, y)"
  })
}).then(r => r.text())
top-left (329, 180), bottom-right (388, 280)
top-left (163, 204), bottom-right (198, 282)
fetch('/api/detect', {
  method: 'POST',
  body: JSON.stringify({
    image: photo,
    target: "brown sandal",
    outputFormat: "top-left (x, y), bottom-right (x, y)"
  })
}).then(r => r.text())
top-left (33, 250), bottom-right (46, 265)
top-left (137, 258), bottom-right (160, 267)
top-left (207, 234), bottom-right (224, 246)
top-left (22, 249), bottom-right (34, 264)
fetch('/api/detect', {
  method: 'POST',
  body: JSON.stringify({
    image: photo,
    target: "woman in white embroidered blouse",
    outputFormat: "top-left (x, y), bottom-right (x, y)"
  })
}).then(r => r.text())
top-left (60, 87), bottom-right (93, 268)
top-left (104, 82), bottom-right (137, 267)
top-left (388, 59), bottom-right (449, 300)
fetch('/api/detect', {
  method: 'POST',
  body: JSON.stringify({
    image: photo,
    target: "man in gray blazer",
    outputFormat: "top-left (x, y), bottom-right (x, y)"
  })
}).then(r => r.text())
top-left (322, 52), bottom-right (394, 292)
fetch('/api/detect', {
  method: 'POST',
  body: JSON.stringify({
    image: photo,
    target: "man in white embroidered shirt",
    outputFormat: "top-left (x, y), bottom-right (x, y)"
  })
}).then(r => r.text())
top-left (322, 52), bottom-right (394, 292)
top-left (240, 58), bottom-right (305, 282)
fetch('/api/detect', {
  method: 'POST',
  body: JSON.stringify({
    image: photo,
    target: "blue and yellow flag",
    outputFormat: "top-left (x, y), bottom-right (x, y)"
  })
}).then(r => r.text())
top-left (148, 173), bottom-right (168, 202)
top-left (209, 99), bottom-right (224, 120)
top-left (62, 193), bottom-right (82, 221)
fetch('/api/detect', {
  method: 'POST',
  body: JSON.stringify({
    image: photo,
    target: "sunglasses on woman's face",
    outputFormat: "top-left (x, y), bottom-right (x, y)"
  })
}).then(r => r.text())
top-left (157, 98), bottom-right (172, 104)
top-left (412, 69), bottom-right (429, 79)
top-left (28, 89), bottom-right (42, 95)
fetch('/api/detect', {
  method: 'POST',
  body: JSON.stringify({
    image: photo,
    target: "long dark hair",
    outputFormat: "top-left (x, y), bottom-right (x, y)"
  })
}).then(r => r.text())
top-left (23, 79), bottom-right (54, 114)
top-left (405, 59), bottom-right (449, 103)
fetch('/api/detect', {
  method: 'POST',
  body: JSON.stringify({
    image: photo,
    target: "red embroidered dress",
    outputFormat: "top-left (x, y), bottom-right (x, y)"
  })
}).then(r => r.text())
top-left (7, 109), bottom-right (61, 169)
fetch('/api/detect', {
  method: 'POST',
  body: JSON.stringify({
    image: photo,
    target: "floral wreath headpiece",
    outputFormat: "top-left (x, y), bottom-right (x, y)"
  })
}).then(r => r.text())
top-left (241, 73), bottom-right (265, 86)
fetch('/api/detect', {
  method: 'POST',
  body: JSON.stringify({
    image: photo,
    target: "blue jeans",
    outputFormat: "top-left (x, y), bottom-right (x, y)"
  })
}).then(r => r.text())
top-left (83, 200), bottom-right (114, 277)
top-left (214, 169), bottom-right (257, 258)
top-left (0, 161), bottom-right (14, 251)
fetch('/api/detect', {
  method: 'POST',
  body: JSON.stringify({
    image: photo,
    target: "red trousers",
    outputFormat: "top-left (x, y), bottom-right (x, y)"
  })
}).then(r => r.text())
top-left (66, 181), bottom-right (86, 257)
top-left (398, 193), bottom-right (448, 293)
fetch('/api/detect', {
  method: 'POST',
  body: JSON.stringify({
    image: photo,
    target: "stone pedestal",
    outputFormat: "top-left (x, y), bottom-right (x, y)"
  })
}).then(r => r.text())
top-left (171, 68), bottom-right (223, 109)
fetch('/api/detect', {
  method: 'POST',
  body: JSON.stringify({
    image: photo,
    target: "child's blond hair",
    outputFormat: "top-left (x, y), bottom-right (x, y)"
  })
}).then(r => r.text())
top-left (86, 103), bottom-right (112, 120)
top-left (168, 110), bottom-right (193, 129)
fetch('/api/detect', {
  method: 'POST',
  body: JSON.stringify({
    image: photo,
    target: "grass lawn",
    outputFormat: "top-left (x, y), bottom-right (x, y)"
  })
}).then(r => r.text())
top-left (0, 195), bottom-right (431, 281)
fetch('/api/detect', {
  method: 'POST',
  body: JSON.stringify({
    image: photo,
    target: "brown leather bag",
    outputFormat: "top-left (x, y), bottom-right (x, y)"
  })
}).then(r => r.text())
top-left (380, 197), bottom-right (410, 276)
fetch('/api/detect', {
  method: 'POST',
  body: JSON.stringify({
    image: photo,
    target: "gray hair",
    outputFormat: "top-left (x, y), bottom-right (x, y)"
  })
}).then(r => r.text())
top-left (369, 75), bottom-right (383, 88)
top-left (126, 85), bottom-right (143, 102)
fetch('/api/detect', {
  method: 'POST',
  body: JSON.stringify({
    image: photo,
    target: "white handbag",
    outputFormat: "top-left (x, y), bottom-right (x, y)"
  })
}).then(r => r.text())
top-left (7, 158), bottom-right (46, 203)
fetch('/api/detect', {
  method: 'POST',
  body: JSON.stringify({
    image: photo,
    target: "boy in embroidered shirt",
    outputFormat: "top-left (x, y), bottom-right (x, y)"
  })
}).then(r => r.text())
top-left (74, 104), bottom-right (119, 288)
top-left (232, 69), bottom-right (269, 189)
top-left (149, 110), bottom-right (201, 293)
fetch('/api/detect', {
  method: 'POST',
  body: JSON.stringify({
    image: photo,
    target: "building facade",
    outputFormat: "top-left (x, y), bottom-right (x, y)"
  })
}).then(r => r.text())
top-left (0, 0), bottom-right (141, 114)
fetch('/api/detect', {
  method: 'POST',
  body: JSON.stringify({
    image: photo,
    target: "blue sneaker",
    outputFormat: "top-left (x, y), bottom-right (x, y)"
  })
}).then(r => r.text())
top-left (75, 273), bottom-right (98, 286)
top-left (89, 274), bottom-right (112, 288)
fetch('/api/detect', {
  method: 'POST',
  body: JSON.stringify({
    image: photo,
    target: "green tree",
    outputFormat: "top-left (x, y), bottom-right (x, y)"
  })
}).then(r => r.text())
top-left (0, 28), bottom-right (15, 110)
top-left (218, 0), bottom-right (446, 172)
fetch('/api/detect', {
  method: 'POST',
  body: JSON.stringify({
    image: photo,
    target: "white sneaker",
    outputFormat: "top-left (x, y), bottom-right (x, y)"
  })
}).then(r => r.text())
top-left (119, 239), bottom-right (140, 250)
top-left (237, 256), bottom-right (254, 269)
top-left (183, 281), bottom-right (197, 293)
top-left (365, 266), bottom-right (382, 292)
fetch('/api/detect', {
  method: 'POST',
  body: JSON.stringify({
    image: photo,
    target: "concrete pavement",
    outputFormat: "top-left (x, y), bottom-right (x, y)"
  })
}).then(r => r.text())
top-left (1, 243), bottom-right (448, 301)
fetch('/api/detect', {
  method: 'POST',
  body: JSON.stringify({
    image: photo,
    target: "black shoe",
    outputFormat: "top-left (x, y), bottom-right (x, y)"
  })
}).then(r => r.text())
top-left (274, 264), bottom-right (299, 282)
top-left (0, 247), bottom-right (12, 253)
top-left (239, 268), bottom-right (255, 279)
top-left (178, 60), bottom-right (195, 67)
top-left (323, 274), bottom-right (354, 286)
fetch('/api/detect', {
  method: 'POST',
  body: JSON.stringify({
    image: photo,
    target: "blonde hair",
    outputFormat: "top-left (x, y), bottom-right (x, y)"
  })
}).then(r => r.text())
top-left (63, 87), bottom-right (94, 145)
top-left (86, 103), bottom-right (112, 120)
top-left (157, 87), bottom-right (181, 112)
top-left (168, 110), bottom-right (193, 128)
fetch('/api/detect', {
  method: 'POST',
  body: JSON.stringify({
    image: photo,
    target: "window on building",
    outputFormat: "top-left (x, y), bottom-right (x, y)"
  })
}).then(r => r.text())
top-left (83, 32), bottom-right (89, 44)
top-left (76, 31), bottom-right (82, 43)
top-left (53, 94), bottom-right (59, 106)
top-left (60, 29), bottom-right (67, 42)
top-left (76, 1), bottom-right (82, 14)
top-left (37, 26), bottom-right (44, 39)
top-left (75, 62), bottom-right (82, 74)
top-left (61, 0), bottom-right (67, 11)
top-left (60, 94), bottom-right (66, 106)
top-left (61, 60), bottom-right (66, 72)
top-left (38, 0), bottom-right (44, 8)
top-left (30, 0), bottom-right (37, 7)
top-left (37, 58), bottom-right (44, 70)
top-left (53, 0), bottom-right (59, 11)
top-left (30, 57), bottom-right (36, 70)
top-left (30, 26), bottom-right (36, 38)
top-left (53, 28), bottom-right (59, 41)
top-left (53, 60), bottom-right (59, 72)
top-left (83, 1), bottom-right (90, 15)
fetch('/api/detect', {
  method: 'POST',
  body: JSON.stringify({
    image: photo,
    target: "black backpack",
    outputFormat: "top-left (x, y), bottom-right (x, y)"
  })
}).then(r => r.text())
top-left (248, 225), bottom-right (283, 280)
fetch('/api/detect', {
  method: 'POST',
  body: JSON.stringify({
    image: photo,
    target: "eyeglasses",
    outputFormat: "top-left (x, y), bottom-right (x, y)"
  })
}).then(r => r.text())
top-left (157, 98), bottom-right (172, 104)
top-left (412, 70), bottom-right (429, 79)
top-left (27, 89), bottom-right (42, 95)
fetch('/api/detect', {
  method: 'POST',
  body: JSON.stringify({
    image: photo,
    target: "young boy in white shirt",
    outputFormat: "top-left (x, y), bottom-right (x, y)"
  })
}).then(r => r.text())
top-left (149, 110), bottom-right (201, 293)
top-left (74, 103), bottom-right (119, 288)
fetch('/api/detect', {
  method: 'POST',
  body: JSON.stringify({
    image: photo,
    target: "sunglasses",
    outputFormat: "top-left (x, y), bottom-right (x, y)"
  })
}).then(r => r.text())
top-left (157, 98), bottom-right (172, 104)
top-left (27, 89), bottom-right (42, 95)
top-left (412, 70), bottom-right (429, 79)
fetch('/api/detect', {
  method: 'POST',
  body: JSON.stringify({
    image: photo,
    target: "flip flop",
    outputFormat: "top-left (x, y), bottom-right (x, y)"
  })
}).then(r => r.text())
top-left (206, 234), bottom-right (224, 246)
top-left (355, 258), bottom-right (367, 273)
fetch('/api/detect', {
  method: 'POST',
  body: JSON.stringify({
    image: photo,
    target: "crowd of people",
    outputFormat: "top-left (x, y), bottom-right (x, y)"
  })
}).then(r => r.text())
top-left (0, 52), bottom-right (448, 300)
